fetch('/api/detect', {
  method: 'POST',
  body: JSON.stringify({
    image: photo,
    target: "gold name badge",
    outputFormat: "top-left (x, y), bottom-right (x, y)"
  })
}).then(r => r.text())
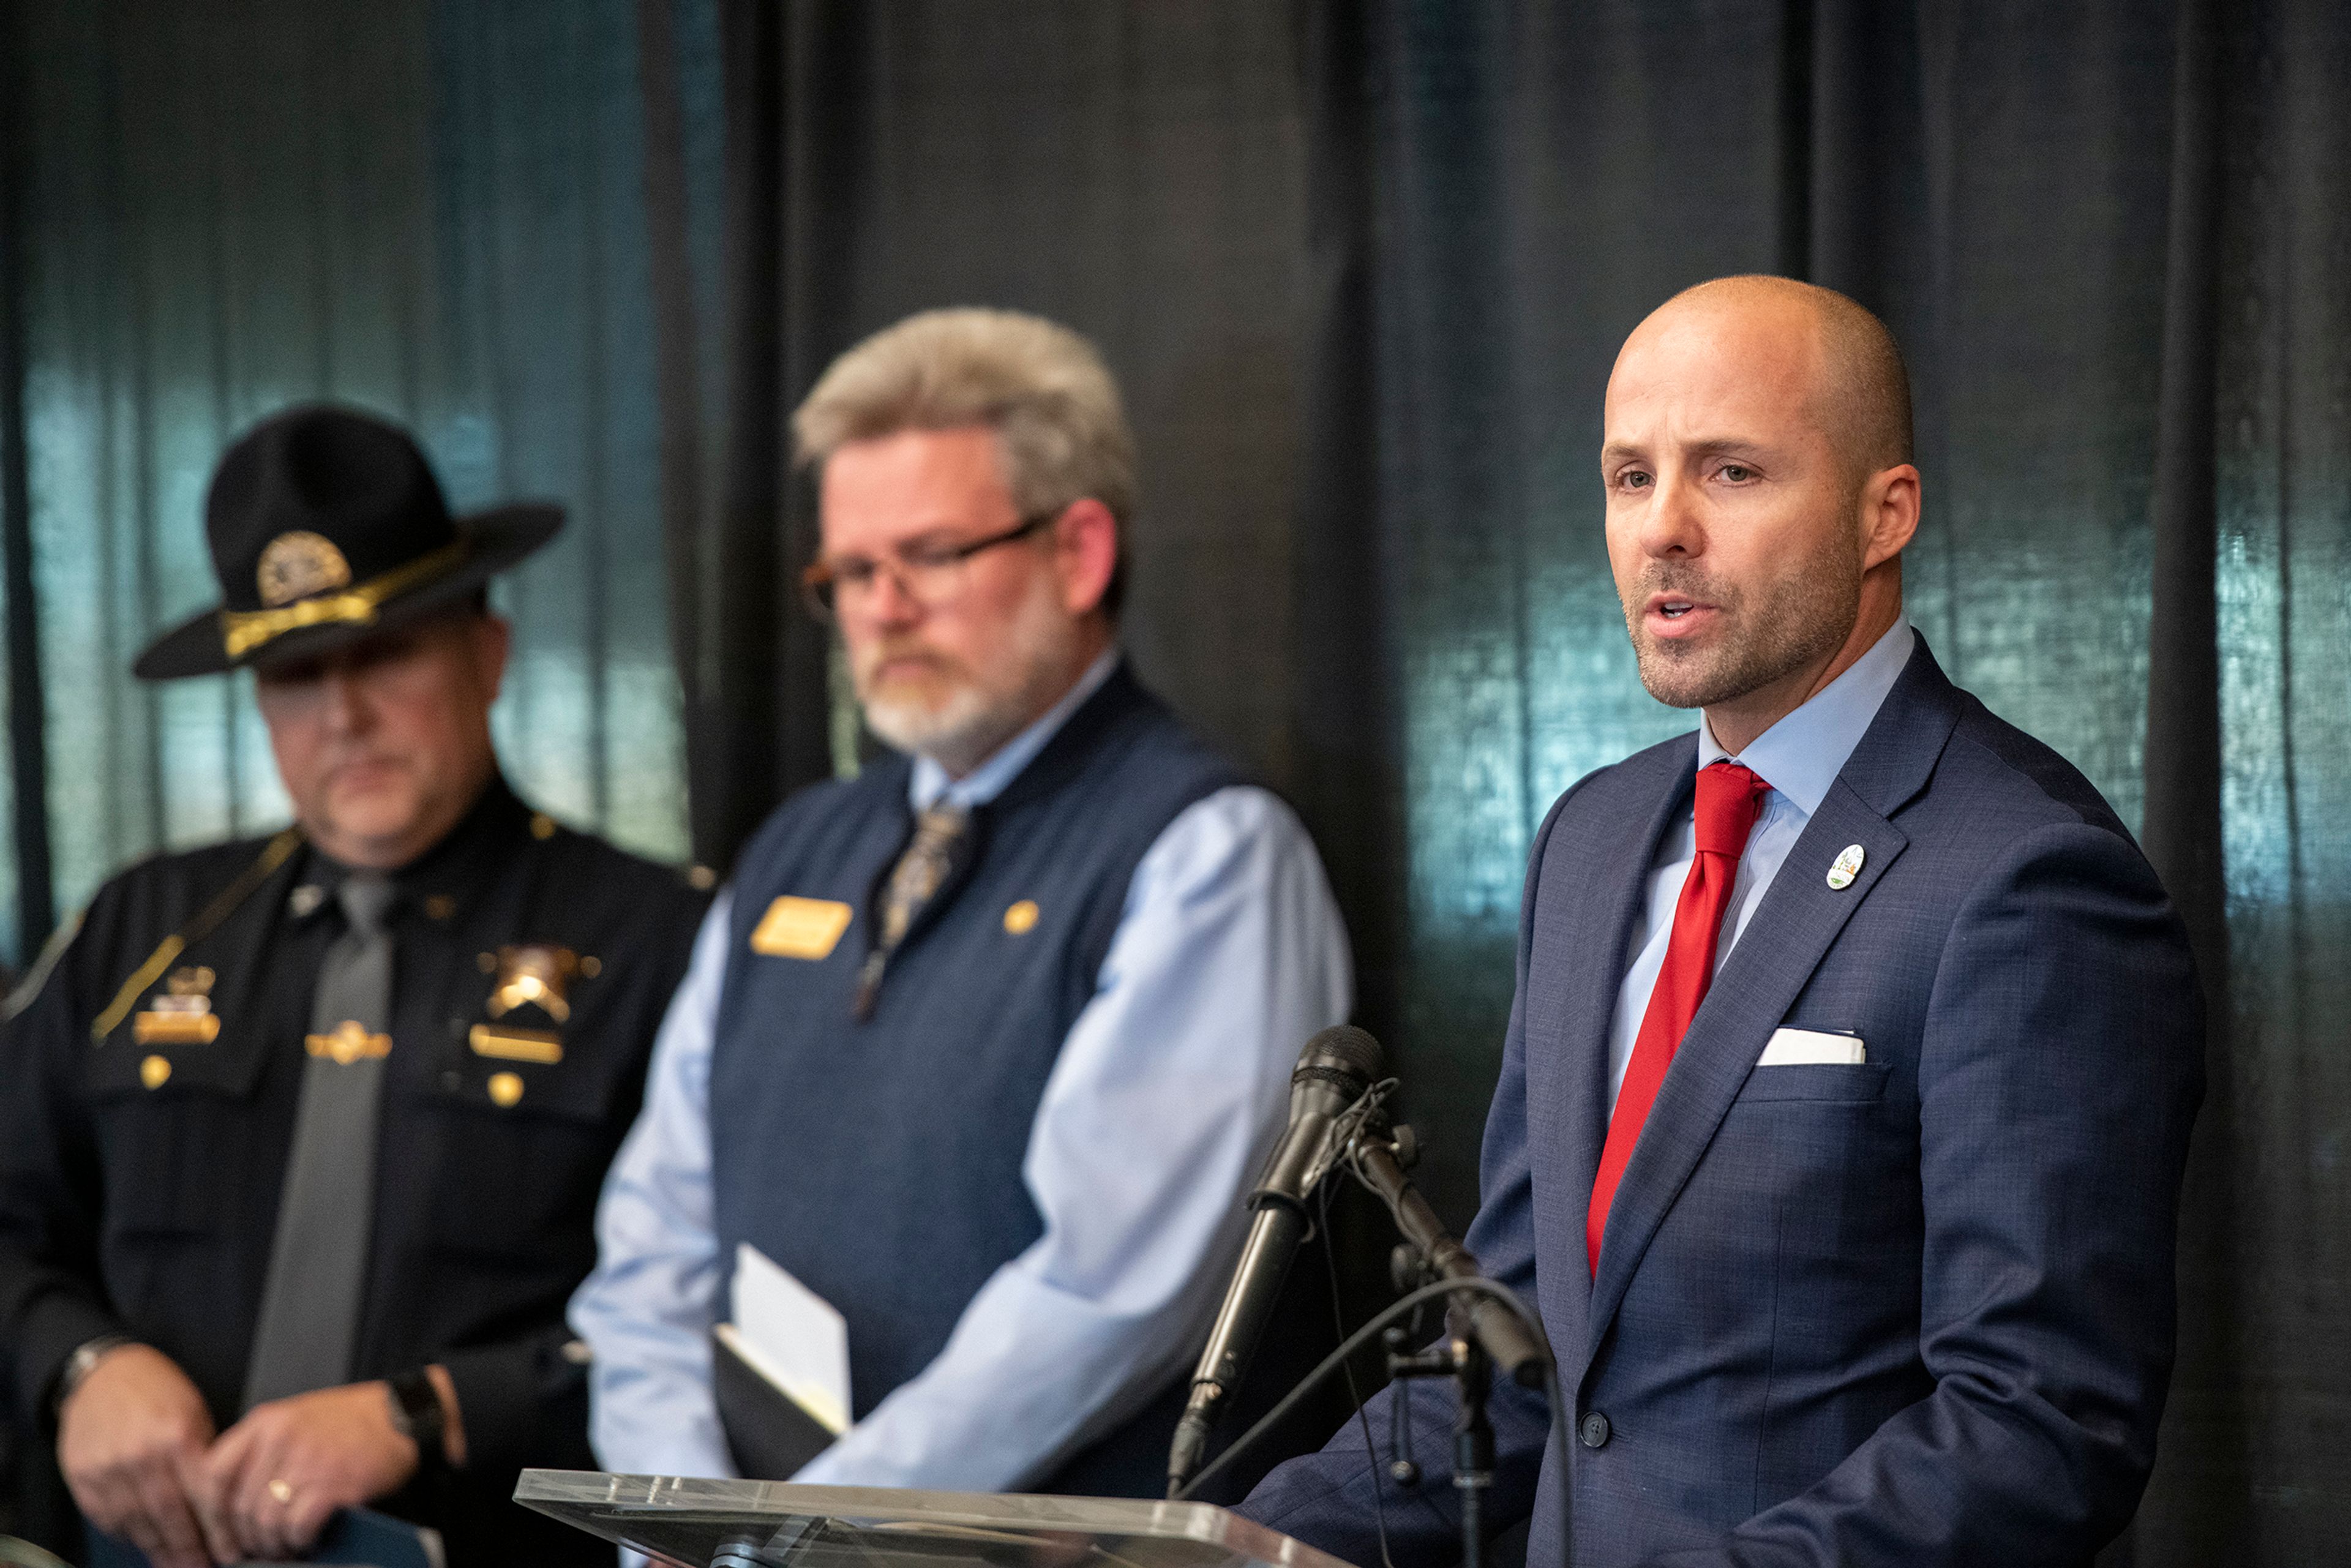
top-left (134, 1011), bottom-right (220, 1045)
top-left (750, 896), bottom-right (853, 961)
top-left (135, 965), bottom-right (220, 1044)
top-left (470, 1023), bottom-right (563, 1065)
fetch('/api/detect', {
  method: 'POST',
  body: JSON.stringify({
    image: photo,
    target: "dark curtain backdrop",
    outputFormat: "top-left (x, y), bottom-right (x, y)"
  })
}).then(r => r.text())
top-left (640, 0), bottom-right (2347, 1557)
top-left (0, 0), bottom-right (723, 1546)
top-left (2, 0), bottom-right (2345, 1558)
top-left (0, 0), bottom-right (712, 975)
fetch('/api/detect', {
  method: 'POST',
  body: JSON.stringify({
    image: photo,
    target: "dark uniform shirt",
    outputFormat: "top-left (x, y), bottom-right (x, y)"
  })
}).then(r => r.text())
top-left (0, 778), bottom-right (707, 1568)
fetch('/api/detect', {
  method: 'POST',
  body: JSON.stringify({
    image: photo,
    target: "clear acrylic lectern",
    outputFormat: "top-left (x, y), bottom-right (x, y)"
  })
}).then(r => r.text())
top-left (514, 1471), bottom-right (1355, 1568)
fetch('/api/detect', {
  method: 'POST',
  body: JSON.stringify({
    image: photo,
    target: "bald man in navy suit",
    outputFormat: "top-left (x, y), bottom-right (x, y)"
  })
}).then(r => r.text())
top-left (1239, 277), bottom-right (2203, 1566)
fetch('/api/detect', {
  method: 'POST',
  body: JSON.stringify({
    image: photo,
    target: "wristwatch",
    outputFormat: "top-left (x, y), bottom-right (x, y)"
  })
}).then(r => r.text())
top-left (386, 1367), bottom-right (446, 1468)
top-left (54, 1334), bottom-right (136, 1417)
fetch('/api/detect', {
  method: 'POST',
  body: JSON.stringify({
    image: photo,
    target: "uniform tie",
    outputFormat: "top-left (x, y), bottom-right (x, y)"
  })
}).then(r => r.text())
top-left (1586, 762), bottom-right (1769, 1275)
top-left (853, 802), bottom-right (970, 1020)
top-left (243, 875), bottom-right (396, 1407)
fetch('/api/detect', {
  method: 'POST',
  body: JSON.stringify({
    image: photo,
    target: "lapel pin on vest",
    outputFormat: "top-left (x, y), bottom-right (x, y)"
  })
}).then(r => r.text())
top-left (1827, 844), bottom-right (1865, 890)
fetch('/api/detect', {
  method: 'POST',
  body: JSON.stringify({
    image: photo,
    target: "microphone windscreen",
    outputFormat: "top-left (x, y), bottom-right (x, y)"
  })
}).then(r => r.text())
top-left (1295, 1024), bottom-right (1385, 1089)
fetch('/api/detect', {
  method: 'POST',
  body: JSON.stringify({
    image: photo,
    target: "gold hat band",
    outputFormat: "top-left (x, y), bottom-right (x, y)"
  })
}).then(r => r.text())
top-left (217, 539), bottom-right (471, 660)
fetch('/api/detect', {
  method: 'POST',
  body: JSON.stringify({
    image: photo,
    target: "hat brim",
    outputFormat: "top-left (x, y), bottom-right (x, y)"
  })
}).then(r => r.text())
top-left (132, 504), bottom-right (564, 681)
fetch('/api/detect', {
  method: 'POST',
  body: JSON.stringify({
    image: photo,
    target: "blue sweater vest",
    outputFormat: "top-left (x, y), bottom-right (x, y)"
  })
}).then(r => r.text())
top-left (709, 665), bottom-right (1245, 1491)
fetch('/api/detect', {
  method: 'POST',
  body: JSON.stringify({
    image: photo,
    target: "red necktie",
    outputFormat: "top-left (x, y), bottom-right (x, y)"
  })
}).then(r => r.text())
top-left (1586, 760), bottom-right (1770, 1274)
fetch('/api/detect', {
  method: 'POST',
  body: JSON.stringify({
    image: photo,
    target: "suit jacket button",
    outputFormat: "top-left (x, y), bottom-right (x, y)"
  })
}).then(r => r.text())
top-left (1578, 1411), bottom-right (1611, 1449)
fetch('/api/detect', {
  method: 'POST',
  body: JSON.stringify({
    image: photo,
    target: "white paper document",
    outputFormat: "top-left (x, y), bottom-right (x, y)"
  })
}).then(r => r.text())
top-left (726, 1242), bottom-right (852, 1435)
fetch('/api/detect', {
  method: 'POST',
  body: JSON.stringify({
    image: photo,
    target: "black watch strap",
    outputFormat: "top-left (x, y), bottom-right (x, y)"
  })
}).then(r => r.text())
top-left (386, 1368), bottom-right (446, 1467)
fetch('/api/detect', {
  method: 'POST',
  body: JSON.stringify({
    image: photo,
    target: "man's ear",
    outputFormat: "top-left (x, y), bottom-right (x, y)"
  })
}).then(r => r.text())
top-left (471, 612), bottom-right (512, 703)
top-left (1052, 499), bottom-right (1119, 617)
top-left (1861, 464), bottom-right (1921, 571)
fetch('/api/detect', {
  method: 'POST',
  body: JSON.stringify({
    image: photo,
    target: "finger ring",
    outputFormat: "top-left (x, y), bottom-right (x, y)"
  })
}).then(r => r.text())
top-left (268, 1478), bottom-right (295, 1506)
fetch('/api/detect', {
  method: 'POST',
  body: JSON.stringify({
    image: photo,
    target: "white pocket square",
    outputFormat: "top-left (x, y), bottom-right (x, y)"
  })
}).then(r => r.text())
top-left (1757, 1027), bottom-right (1867, 1066)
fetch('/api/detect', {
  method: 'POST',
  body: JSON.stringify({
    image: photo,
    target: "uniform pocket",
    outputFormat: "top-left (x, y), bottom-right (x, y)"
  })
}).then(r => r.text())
top-left (417, 1039), bottom-right (633, 1267)
top-left (85, 1027), bottom-right (278, 1238)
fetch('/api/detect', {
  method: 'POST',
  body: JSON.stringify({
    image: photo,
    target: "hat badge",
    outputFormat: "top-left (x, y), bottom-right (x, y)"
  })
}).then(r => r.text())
top-left (257, 531), bottom-right (353, 608)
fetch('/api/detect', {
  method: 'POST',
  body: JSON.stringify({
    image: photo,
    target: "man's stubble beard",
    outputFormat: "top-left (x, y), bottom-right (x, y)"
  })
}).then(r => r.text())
top-left (1622, 533), bottom-right (1862, 712)
top-left (855, 576), bottom-right (1084, 776)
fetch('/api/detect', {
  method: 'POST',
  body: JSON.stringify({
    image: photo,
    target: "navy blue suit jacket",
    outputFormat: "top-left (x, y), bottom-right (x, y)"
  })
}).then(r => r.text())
top-left (1240, 639), bottom-right (2204, 1566)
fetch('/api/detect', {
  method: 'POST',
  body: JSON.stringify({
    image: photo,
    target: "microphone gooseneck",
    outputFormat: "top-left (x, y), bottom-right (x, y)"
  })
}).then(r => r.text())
top-left (1350, 1136), bottom-right (1548, 1387)
top-left (1166, 1025), bottom-right (1385, 1496)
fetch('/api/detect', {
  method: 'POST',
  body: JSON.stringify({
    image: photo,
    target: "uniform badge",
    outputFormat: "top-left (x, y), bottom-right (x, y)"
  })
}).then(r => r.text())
top-left (133, 966), bottom-right (220, 1046)
top-left (470, 943), bottom-right (576, 1064)
top-left (1826, 843), bottom-right (1865, 890)
top-left (255, 530), bottom-right (353, 607)
top-left (306, 1019), bottom-right (391, 1064)
top-left (751, 896), bottom-right (853, 960)
top-left (487, 943), bottom-right (579, 1022)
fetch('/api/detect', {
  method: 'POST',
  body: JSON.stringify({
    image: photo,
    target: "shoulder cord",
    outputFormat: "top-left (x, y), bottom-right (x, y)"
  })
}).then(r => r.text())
top-left (89, 829), bottom-right (303, 1043)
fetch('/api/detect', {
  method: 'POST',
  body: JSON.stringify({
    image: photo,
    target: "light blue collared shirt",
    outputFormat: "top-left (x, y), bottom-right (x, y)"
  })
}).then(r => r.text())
top-left (1605, 618), bottom-right (1916, 1108)
top-left (572, 650), bottom-right (1353, 1488)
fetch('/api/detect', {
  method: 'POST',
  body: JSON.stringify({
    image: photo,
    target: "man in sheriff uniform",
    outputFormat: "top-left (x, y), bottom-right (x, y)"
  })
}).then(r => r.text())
top-left (573, 308), bottom-right (1354, 1496)
top-left (0, 407), bottom-right (707, 1568)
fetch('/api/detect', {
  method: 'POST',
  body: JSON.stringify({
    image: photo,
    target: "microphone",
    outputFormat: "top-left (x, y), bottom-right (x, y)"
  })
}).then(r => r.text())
top-left (1166, 1024), bottom-right (1386, 1496)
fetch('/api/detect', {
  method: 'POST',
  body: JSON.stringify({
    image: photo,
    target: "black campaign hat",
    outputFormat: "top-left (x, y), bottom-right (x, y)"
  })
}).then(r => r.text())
top-left (132, 404), bottom-right (563, 681)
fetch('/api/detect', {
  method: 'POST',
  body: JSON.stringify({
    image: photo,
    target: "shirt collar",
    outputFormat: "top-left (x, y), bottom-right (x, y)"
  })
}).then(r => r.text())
top-left (290, 773), bottom-right (534, 923)
top-left (1697, 616), bottom-right (1916, 818)
top-left (909, 648), bottom-right (1122, 811)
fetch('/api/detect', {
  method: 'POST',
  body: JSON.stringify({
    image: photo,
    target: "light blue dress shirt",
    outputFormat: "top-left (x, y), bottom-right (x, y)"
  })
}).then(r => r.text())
top-left (571, 650), bottom-right (1354, 1489)
top-left (1605, 619), bottom-right (1916, 1108)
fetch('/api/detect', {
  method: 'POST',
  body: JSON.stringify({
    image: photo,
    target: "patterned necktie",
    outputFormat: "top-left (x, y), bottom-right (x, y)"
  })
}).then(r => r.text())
top-left (1586, 761), bottom-right (1770, 1275)
top-left (244, 874), bottom-right (396, 1407)
top-left (853, 801), bottom-right (971, 1020)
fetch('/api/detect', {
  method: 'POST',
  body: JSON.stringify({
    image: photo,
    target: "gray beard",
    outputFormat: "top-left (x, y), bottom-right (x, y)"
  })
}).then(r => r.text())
top-left (857, 586), bottom-right (1085, 776)
top-left (864, 681), bottom-right (1021, 778)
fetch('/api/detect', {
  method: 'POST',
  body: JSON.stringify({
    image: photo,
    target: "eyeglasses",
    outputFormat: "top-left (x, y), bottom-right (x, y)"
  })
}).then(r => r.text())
top-left (800, 507), bottom-right (1063, 622)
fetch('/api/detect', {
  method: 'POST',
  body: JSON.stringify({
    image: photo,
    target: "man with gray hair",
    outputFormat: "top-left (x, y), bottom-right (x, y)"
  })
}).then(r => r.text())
top-left (571, 309), bottom-right (1352, 1495)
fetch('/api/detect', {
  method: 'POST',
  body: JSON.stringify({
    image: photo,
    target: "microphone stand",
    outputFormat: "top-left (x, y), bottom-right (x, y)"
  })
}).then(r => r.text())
top-left (1340, 1110), bottom-right (1548, 1568)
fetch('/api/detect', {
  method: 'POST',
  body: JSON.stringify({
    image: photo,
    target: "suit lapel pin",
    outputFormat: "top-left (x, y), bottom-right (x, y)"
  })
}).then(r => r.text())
top-left (1826, 844), bottom-right (1865, 890)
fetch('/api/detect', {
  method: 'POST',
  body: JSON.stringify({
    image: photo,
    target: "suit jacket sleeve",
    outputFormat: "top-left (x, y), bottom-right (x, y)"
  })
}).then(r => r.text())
top-left (1237, 787), bottom-right (1577, 1566)
top-left (1652, 820), bottom-right (2205, 1566)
